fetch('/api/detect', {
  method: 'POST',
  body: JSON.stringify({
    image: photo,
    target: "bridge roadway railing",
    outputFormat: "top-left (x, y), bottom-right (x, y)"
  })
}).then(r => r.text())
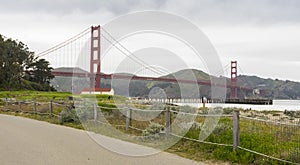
top-left (0, 98), bottom-right (299, 164)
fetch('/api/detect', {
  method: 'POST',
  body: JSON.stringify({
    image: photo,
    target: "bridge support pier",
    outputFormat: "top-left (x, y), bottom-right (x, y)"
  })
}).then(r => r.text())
top-left (90, 25), bottom-right (101, 89)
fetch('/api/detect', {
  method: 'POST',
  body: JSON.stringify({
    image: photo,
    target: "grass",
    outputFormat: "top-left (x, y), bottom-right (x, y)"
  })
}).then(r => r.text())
top-left (0, 91), bottom-right (72, 101)
top-left (167, 117), bottom-right (299, 164)
top-left (0, 91), bottom-right (126, 102)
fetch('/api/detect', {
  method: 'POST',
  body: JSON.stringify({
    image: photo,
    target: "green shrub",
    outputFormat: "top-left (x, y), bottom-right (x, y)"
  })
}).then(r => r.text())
top-left (272, 113), bottom-right (281, 116)
top-left (59, 110), bottom-right (79, 124)
top-left (284, 110), bottom-right (300, 118)
top-left (223, 108), bottom-right (234, 114)
top-left (247, 112), bottom-right (257, 118)
top-left (198, 108), bottom-right (208, 114)
top-left (191, 122), bottom-right (202, 130)
top-left (212, 122), bottom-right (232, 135)
top-left (75, 107), bottom-right (94, 121)
top-left (142, 122), bottom-right (164, 138)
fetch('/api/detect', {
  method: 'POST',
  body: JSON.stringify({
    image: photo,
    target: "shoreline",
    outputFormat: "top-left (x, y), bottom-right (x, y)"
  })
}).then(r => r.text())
top-left (175, 99), bottom-right (300, 111)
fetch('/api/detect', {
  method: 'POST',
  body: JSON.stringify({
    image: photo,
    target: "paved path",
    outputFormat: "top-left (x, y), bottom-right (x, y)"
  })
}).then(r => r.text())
top-left (0, 114), bottom-right (204, 165)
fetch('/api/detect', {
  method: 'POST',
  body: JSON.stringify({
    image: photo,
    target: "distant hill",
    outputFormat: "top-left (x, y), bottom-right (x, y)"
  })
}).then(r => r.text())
top-left (51, 67), bottom-right (300, 99)
top-left (162, 69), bottom-right (211, 80)
top-left (53, 67), bottom-right (88, 74)
top-left (51, 67), bottom-right (89, 93)
top-left (238, 75), bottom-right (300, 99)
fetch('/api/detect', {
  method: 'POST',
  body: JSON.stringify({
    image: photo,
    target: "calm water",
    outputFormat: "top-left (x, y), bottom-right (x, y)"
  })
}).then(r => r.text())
top-left (176, 100), bottom-right (300, 111)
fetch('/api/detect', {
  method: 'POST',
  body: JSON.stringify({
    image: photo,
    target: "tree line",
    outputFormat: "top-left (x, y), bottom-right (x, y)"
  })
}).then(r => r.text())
top-left (0, 34), bottom-right (54, 91)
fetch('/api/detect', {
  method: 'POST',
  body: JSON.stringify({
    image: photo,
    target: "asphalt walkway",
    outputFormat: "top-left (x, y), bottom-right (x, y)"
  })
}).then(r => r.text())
top-left (0, 114), bottom-right (204, 165)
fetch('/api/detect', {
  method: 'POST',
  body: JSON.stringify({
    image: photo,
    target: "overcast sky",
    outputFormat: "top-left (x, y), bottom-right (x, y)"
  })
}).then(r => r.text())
top-left (1, 0), bottom-right (300, 81)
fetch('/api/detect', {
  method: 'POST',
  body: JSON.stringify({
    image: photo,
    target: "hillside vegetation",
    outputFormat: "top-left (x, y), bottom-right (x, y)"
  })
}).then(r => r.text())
top-left (238, 75), bottom-right (300, 99)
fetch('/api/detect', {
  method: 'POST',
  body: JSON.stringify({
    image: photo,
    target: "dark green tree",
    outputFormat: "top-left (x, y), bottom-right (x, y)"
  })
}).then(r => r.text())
top-left (0, 34), bottom-right (54, 91)
top-left (29, 59), bottom-right (54, 85)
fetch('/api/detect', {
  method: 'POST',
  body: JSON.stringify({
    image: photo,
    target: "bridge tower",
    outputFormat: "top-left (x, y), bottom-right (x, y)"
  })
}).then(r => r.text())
top-left (230, 61), bottom-right (238, 98)
top-left (90, 25), bottom-right (101, 88)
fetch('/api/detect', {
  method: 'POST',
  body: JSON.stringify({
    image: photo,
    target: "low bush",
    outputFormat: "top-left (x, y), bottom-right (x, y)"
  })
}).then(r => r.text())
top-left (142, 122), bottom-right (164, 139)
top-left (223, 108), bottom-right (234, 114)
top-left (59, 110), bottom-right (79, 124)
top-left (284, 110), bottom-right (300, 118)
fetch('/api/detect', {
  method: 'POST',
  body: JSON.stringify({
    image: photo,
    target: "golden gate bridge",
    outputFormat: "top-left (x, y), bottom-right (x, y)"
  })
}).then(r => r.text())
top-left (36, 25), bottom-right (271, 104)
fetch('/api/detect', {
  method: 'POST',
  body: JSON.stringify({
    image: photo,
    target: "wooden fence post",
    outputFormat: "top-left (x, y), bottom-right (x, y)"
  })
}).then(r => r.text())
top-left (233, 110), bottom-right (240, 151)
top-left (5, 98), bottom-right (8, 111)
top-left (34, 99), bottom-right (37, 114)
top-left (18, 100), bottom-right (21, 112)
top-left (94, 103), bottom-right (98, 122)
top-left (125, 107), bottom-right (132, 131)
top-left (165, 106), bottom-right (171, 135)
top-left (49, 100), bottom-right (53, 115)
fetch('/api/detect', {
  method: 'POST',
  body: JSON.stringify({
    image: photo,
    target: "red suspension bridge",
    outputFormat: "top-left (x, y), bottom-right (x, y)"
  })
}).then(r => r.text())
top-left (36, 25), bottom-right (267, 102)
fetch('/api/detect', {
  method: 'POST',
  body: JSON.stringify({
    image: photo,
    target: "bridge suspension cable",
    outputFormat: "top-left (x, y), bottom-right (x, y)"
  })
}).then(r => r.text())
top-left (101, 27), bottom-right (169, 76)
top-left (238, 63), bottom-right (245, 75)
top-left (213, 62), bottom-right (231, 77)
top-left (36, 27), bottom-right (90, 57)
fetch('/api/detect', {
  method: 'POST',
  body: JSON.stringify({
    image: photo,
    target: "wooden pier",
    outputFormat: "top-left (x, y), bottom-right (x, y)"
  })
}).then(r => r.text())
top-left (136, 98), bottom-right (273, 105)
top-left (224, 98), bottom-right (273, 105)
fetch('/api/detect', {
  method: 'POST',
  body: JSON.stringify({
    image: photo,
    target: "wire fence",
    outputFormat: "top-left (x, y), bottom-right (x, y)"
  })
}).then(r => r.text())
top-left (239, 111), bottom-right (300, 164)
top-left (0, 98), bottom-right (299, 164)
top-left (0, 98), bottom-right (69, 116)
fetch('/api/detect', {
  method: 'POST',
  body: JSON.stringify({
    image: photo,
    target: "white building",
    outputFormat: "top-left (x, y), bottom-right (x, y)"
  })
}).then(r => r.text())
top-left (81, 88), bottom-right (114, 95)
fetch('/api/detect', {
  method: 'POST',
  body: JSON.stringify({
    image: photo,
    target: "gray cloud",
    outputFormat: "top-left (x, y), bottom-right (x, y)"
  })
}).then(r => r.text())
top-left (163, 0), bottom-right (300, 25)
top-left (0, 0), bottom-right (166, 15)
top-left (1, 0), bottom-right (300, 24)
top-left (1, 0), bottom-right (299, 24)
